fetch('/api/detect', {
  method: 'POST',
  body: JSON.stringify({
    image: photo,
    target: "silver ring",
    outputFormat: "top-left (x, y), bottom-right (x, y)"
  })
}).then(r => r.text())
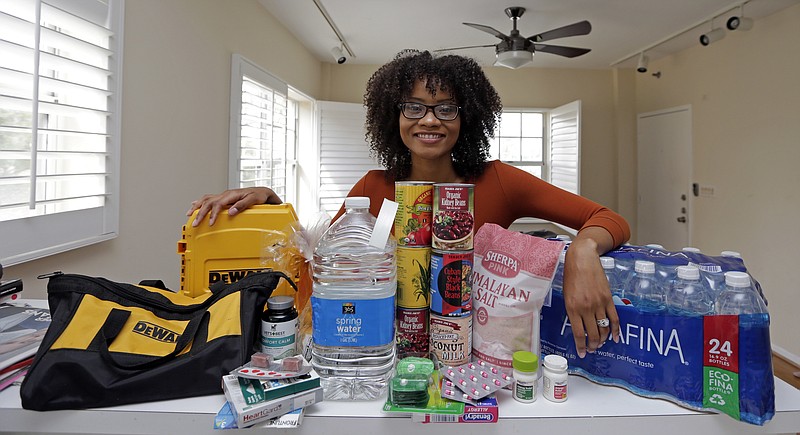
top-left (596, 318), bottom-right (610, 328)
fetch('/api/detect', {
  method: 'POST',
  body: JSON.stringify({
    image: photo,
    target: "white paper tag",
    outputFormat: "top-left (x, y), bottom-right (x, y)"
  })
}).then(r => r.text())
top-left (369, 198), bottom-right (398, 249)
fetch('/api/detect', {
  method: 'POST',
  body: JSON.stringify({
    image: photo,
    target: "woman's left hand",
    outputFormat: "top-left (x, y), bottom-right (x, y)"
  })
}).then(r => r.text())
top-left (561, 229), bottom-right (620, 358)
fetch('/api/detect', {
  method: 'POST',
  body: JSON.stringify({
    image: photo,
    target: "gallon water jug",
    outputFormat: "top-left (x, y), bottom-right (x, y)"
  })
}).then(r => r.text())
top-left (311, 197), bottom-right (397, 400)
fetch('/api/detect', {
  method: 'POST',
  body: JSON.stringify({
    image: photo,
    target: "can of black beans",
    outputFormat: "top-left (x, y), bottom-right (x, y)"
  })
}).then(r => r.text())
top-left (430, 249), bottom-right (473, 317)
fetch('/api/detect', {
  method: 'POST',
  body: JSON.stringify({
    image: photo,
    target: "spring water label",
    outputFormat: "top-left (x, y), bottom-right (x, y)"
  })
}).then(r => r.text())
top-left (703, 315), bottom-right (740, 420)
top-left (311, 295), bottom-right (395, 347)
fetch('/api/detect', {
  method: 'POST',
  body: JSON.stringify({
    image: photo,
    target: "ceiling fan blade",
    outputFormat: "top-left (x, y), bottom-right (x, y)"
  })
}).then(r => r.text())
top-left (532, 44), bottom-right (591, 58)
top-left (528, 20), bottom-right (592, 43)
top-left (463, 22), bottom-right (509, 40)
top-left (433, 44), bottom-right (497, 52)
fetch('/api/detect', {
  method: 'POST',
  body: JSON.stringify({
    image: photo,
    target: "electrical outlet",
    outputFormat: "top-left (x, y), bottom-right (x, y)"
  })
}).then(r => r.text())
top-left (699, 185), bottom-right (715, 197)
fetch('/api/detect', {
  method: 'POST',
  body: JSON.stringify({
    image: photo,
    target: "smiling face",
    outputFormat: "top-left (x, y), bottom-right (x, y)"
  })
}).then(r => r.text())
top-left (399, 79), bottom-right (461, 167)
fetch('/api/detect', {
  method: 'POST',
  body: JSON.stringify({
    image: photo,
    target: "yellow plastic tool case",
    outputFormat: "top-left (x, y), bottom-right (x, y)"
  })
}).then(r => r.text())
top-left (178, 204), bottom-right (303, 300)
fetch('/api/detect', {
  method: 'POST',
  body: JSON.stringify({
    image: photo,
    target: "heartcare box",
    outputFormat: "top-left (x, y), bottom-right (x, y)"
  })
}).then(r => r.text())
top-left (177, 204), bottom-right (304, 299)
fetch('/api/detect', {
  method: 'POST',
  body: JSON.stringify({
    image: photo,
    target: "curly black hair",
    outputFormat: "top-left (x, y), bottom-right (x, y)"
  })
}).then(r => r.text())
top-left (363, 50), bottom-right (502, 181)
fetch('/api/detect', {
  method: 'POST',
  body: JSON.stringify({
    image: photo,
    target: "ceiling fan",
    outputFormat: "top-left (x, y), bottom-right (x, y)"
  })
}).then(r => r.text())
top-left (436, 6), bottom-right (592, 69)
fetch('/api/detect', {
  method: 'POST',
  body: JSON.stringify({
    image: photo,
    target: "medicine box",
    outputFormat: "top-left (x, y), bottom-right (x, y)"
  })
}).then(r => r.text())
top-left (412, 396), bottom-right (499, 424)
top-left (177, 204), bottom-right (302, 298)
top-left (222, 374), bottom-right (323, 428)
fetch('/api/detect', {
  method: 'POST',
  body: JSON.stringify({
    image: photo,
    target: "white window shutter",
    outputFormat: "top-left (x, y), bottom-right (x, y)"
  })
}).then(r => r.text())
top-left (0, 0), bottom-right (123, 266)
top-left (548, 100), bottom-right (581, 195)
top-left (316, 101), bottom-right (380, 216)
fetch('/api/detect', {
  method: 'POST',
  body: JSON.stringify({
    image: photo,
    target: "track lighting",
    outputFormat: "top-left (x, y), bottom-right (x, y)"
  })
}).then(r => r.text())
top-left (330, 46), bottom-right (346, 64)
top-left (699, 26), bottom-right (725, 46)
top-left (636, 52), bottom-right (649, 73)
top-left (727, 15), bottom-right (753, 31)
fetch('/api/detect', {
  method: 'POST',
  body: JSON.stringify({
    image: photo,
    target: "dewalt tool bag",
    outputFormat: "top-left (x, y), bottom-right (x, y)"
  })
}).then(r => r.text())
top-left (20, 270), bottom-right (294, 410)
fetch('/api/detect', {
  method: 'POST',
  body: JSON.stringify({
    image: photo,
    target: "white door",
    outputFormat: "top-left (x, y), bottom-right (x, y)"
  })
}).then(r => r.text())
top-left (637, 106), bottom-right (692, 250)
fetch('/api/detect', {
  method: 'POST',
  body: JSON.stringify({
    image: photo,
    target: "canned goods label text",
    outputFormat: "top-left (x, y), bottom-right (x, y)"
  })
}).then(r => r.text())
top-left (433, 184), bottom-right (474, 250)
top-left (430, 250), bottom-right (474, 316)
top-left (395, 182), bottom-right (433, 247)
top-left (396, 247), bottom-right (432, 309)
top-left (430, 313), bottom-right (472, 366)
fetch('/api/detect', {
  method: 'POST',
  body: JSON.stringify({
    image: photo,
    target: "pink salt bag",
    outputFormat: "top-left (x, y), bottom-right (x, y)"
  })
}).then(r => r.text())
top-left (471, 223), bottom-right (564, 370)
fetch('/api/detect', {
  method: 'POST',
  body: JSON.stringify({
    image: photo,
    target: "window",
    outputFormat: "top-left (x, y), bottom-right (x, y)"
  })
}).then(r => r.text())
top-left (490, 100), bottom-right (581, 195)
top-left (229, 55), bottom-right (298, 205)
top-left (0, 0), bottom-right (124, 266)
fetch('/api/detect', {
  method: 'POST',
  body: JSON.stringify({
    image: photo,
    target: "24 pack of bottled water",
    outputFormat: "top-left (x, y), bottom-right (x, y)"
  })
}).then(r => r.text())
top-left (540, 244), bottom-right (774, 425)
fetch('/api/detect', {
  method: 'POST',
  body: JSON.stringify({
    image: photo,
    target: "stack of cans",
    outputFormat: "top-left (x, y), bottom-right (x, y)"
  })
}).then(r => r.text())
top-left (429, 183), bottom-right (475, 367)
top-left (394, 182), bottom-right (434, 359)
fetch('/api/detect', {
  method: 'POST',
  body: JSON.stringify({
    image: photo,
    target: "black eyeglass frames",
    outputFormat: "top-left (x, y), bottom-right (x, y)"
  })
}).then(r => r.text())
top-left (398, 102), bottom-right (461, 121)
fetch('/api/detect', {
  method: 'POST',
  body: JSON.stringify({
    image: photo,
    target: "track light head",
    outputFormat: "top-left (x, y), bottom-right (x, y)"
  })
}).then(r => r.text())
top-left (727, 16), bottom-right (754, 31)
top-left (699, 27), bottom-right (726, 46)
top-left (636, 53), bottom-right (649, 73)
top-left (330, 46), bottom-right (346, 64)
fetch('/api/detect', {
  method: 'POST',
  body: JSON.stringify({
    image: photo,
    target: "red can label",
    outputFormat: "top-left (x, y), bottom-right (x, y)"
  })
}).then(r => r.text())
top-left (396, 307), bottom-right (430, 359)
top-left (430, 249), bottom-right (473, 317)
top-left (432, 183), bottom-right (474, 251)
top-left (395, 182), bottom-right (433, 247)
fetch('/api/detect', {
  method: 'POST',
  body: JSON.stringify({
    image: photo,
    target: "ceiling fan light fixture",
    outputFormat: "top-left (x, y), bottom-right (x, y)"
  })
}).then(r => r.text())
top-left (494, 50), bottom-right (533, 69)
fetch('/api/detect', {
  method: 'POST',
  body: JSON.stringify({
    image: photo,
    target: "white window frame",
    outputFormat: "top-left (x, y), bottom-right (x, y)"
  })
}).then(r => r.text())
top-left (492, 101), bottom-right (582, 226)
top-left (228, 54), bottom-right (300, 206)
top-left (0, 0), bottom-right (124, 266)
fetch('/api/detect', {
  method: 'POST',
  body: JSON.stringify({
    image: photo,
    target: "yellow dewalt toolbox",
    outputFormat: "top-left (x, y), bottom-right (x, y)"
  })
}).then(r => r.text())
top-left (177, 204), bottom-right (308, 305)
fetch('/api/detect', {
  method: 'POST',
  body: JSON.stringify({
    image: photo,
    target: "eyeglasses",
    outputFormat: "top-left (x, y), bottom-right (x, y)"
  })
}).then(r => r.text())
top-left (398, 102), bottom-right (461, 121)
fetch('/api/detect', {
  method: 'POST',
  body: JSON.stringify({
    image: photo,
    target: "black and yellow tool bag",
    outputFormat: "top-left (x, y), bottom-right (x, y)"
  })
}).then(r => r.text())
top-left (20, 270), bottom-right (294, 411)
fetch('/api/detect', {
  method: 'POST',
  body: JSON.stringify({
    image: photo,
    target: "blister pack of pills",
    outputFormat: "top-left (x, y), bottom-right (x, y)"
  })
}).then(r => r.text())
top-left (440, 360), bottom-right (513, 403)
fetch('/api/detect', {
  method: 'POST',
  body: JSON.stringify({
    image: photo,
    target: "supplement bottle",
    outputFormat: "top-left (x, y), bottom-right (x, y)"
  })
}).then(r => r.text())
top-left (542, 354), bottom-right (568, 402)
top-left (512, 351), bottom-right (538, 403)
top-left (261, 295), bottom-right (298, 359)
top-left (626, 260), bottom-right (665, 313)
top-left (311, 197), bottom-right (397, 400)
top-left (667, 265), bottom-right (713, 316)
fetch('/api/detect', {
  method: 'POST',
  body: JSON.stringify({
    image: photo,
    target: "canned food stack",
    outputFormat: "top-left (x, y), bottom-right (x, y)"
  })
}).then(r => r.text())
top-left (429, 183), bottom-right (475, 367)
top-left (394, 182), bottom-right (434, 359)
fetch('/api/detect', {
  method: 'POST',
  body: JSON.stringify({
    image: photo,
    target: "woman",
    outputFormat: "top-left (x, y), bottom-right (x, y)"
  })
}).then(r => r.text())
top-left (188, 50), bottom-right (630, 358)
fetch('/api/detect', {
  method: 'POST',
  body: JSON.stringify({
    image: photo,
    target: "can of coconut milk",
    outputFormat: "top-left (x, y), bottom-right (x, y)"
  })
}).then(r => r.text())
top-left (430, 312), bottom-right (472, 367)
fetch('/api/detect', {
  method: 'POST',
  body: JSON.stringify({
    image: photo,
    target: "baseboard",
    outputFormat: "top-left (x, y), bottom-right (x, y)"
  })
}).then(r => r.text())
top-left (772, 344), bottom-right (800, 368)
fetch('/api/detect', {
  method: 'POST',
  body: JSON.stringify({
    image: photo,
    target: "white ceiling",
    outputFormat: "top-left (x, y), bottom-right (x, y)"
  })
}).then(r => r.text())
top-left (258, 0), bottom-right (799, 70)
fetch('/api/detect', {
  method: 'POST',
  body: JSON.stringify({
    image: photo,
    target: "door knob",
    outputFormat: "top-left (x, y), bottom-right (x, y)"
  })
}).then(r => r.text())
top-left (676, 217), bottom-right (686, 223)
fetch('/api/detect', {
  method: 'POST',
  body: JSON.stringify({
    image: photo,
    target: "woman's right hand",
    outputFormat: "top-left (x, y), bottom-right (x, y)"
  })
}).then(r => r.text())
top-left (186, 187), bottom-right (282, 227)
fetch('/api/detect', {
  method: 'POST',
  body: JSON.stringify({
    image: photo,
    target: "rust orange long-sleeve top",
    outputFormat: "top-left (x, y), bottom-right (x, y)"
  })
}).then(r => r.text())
top-left (334, 160), bottom-right (631, 246)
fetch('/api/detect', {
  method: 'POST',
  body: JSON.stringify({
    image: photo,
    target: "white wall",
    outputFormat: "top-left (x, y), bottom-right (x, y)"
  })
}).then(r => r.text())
top-left (634, 4), bottom-right (800, 357)
top-left (7, 1), bottom-right (798, 358)
top-left (6, 0), bottom-right (323, 294)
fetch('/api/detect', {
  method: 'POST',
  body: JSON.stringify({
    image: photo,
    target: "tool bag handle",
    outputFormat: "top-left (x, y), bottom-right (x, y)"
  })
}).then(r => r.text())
top-left (95, 308), bottom-right (209, 371)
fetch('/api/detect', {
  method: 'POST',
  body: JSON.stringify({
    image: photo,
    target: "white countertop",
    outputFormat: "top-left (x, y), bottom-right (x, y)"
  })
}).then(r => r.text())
top-left (1, 374), bottom-right (799, 434)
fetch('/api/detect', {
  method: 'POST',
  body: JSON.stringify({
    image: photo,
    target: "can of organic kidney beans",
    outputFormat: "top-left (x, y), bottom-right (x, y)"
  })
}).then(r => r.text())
top-left (395, 181), bottom-right (433, 247)
top-left (396, 246), bottom-right (431, 309)
top-left (396, 307), bottom-right (430, 359)
top-left (430, 249), bottom-right (474, 317)
top-left (430, 312), bottom-right (472, 367)
top-left (432, 183), bottom-right (474, 251)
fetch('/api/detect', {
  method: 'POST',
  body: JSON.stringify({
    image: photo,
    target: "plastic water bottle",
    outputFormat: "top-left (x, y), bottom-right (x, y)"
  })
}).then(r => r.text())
top-left (551, 250), bottom-right (566, 294)
top-left (311, 197), bottom-right (397, 400)
top-left (667, 265), bottom-right (713, 316)
top-left (626, 260), bottom-right (665, 313)
top-left (698, 263), bottom-right (726, 299)
top-left (715, 271), bottom-right (768, 324)
top-left (600, 256), bottom-right (623, 298)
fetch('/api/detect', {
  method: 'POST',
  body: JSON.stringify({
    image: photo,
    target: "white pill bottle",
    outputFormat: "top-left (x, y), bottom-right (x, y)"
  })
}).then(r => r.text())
top-left (542, 354), bottom-right (568, 402)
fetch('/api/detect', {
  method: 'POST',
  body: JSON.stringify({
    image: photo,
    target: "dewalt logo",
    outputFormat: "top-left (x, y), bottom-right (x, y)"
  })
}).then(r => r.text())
top-left (208, 268), bottom-right (269, 284)
top-left (133, 321), bottom-right (179, 343)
